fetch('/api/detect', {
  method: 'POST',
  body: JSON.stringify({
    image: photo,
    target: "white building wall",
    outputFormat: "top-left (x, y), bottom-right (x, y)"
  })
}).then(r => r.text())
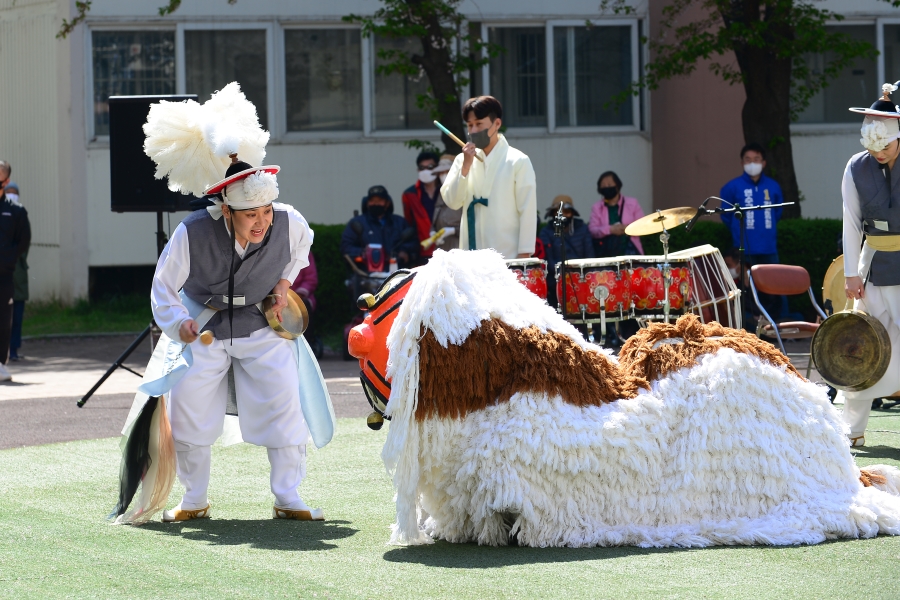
top-left (85, 131), bottom-right (652, 266)
top-left (792, 127), bottom-right (863, 220)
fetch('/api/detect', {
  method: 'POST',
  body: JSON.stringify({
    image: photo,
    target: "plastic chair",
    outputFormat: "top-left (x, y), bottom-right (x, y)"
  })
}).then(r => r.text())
top-left (748, 264), bottom-right (828, 378)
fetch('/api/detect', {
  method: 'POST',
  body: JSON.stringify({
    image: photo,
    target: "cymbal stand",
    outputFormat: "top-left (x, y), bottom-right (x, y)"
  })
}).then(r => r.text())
top-left (659, 211), bottom-right (672, 324)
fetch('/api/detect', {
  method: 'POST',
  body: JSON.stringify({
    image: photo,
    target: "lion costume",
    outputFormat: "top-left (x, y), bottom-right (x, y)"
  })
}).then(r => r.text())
top-left (349, 249), bottom-right (900, 547)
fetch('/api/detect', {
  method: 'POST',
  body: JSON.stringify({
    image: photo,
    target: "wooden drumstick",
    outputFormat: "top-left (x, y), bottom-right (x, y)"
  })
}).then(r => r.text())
top-left (433, 121), bottom-right (484, 162)
top-left (200, 331), bottom-right (215, 345)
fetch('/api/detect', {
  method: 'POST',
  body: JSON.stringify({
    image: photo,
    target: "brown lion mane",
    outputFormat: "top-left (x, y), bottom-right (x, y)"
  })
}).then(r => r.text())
top-left (618, 314), bottom-right (802, 383)
top-left (416, 318), bottom-right (645, 420)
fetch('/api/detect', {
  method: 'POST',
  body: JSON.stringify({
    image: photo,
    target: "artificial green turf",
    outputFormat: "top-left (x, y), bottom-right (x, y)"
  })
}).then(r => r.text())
top-left (2, 412), bottom-right (900, 599)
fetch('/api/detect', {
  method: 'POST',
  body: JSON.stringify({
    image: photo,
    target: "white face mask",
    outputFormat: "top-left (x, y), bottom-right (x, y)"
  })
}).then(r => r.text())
top-left (418, 169), bottom-right (436, 184)
top-left (728, 267), bottom-right (739, 279)
top-left (5, 193), bottom-right (18, 204)
top-left (743, 162), bottom-right (763, 177)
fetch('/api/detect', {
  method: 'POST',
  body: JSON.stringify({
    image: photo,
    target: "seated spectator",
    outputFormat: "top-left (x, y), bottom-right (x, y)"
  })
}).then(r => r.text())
top-left (402, 151), bottom-right (441, 264)
top-left (426, 154), bottom-right (462, 253)
top-left (539, 196), bottom-right (593, 264)
top-left (291, 253), bottom-right (318, 314)
top-left (589, 171), bottom-right (644, 257)
top-left (340, 185), bottom-right (417, 271)
top-left (540, 196), bottom-right (592, 309)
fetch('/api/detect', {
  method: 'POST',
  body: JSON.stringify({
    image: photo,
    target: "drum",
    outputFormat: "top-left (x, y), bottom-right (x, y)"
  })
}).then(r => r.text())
top-left (555, 257), bottom-right (631, 318)
top-left (506, 258), bottom-right (548, 300)
top-left (630, 257), bottom-right (691, 315)
top-left (669, 245), bottom-right (741, 329)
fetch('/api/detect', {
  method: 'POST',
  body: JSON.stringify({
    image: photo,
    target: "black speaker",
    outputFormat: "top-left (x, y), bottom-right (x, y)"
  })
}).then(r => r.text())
top-left (109, 94), bottom-right (197, 213)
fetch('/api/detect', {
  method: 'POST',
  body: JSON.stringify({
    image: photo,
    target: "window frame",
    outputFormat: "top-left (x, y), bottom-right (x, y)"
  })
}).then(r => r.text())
top-left (85, 23), bottom-right (178, 143)
top-left (790, 18), bottom-right (880, 132)
top-left (176, 21), bottom-right (278, 137)
top-left (545, 19), bottom-right (642, 134)
top-left (279, 22), bottom-right (367, 143)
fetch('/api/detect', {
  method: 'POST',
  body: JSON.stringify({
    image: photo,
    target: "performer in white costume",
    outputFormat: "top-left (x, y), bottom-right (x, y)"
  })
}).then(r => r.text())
top-left (840, 82), bottom-right (900, 447)
top-left (440, 96), bottom-right (537, 259)
top-left (114, 83), bottom-right (329, 524)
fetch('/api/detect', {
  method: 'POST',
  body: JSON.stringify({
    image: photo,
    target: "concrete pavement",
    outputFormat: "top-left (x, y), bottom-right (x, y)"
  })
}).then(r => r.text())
top-left (0, 334), bottom-right (367, 449)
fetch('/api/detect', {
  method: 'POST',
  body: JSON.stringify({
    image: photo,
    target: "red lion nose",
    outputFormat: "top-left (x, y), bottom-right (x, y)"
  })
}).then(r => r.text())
top-left (348, 324), bottom-right (375, 359)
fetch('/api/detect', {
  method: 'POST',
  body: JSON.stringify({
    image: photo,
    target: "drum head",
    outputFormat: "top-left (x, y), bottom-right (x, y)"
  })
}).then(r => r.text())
top-left (264, 289), bottom-right (309, 340)
top-left (822, 255), bottom-right (848, 314)
top-left (811, 310), bottom-right (891, 391)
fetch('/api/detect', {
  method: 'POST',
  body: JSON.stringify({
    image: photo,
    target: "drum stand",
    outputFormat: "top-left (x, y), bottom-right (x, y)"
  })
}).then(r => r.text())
top-left (553, 205), bottom-right (605, 344)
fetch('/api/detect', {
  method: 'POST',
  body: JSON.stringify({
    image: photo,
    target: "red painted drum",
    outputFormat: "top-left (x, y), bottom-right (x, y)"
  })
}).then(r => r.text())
top-left (506, 258), bottom-right (548, 300)
top-left (629, 258), bottom-right (691, 314)
top-left (555, 258), bottom-right (631, 317)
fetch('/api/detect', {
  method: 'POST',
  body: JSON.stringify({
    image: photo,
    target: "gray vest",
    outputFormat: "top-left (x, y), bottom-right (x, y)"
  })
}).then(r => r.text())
top-left (181, 208), bottom-right (291, 338)
top-left (849, 151), bottom-right (900, 286)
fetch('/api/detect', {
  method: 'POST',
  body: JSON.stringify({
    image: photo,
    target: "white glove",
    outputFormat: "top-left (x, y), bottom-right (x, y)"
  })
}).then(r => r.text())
top-left (443, 227), bottom-right (456, 236)
top-left (435, 230), bottom-right (446, 246)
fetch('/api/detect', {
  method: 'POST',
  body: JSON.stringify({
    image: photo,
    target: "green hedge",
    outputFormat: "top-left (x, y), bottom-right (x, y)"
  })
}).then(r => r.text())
top-left (639, 218), bottom-right (842, 319)
top-left (308, 223), bottom-right (355, 340)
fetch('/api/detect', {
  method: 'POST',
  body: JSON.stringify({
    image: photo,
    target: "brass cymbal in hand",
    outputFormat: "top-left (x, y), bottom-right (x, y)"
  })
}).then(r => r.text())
top-left (624, 207), bottom-right (698, 237)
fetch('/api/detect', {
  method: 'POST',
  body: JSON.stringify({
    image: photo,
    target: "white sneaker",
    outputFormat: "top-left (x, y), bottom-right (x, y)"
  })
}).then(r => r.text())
top-left (0, 362), bottom-right (11, 382)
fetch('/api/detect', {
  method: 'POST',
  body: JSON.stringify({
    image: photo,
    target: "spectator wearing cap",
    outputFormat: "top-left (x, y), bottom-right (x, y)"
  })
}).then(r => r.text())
top-left (539, 195), bottom-right (593, 265)
top-left (426, 154), bottom-right (462, 252)
top-left (340, 185), bottom-right (418, 270)
top-left (5, 182), bottom-right (28, 361)
top-left (0, 163), bottom-right (30, 381)
top-left (589, 171), bottom-right (645, 257)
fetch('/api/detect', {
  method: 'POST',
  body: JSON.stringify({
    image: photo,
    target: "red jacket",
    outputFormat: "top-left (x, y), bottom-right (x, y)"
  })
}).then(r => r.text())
top-left (402, 181), bottom-right (438, 259)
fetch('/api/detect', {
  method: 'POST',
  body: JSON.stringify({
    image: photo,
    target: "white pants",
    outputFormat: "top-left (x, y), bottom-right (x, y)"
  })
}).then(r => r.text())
top-left (167, 327), bottom-right (309, 508)
top-left (837, 283), bottom-right (900, 438)
top-left (167, 327), bottom-right (308, 448)
top-left (175, 442), bottom-right (307, 509)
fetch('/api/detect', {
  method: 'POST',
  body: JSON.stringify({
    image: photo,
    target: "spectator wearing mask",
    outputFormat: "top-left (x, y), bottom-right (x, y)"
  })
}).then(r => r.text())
top-left (5, 182), bottom-right (27, 361)
top-left (402, 151), bottom-right (442, 263)
top-left (426, 154), bottom-right (462, 252)
top-left (719, 142), bottom-right (788, 320)
top-left (589, 171), bottom-right (645, 257)
top-left (340, 185), bottom-right (417, 270)
top-left (0, 163), bottom-right (30, 380)
top-left (539, 195), bottom-right (593, 265)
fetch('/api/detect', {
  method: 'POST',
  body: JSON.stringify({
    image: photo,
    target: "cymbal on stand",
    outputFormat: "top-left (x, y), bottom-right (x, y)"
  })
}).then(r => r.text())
top-left (624, 207), bottom-right (697, 237)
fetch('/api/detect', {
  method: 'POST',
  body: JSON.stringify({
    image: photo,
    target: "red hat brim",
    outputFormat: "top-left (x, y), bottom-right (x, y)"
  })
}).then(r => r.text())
top-left (203, 165), bottom-right (280, 195)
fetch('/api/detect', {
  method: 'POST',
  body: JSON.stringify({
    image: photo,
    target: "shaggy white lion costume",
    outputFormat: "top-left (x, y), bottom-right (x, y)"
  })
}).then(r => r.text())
top-left (372, 249), bottom-right (900, 547)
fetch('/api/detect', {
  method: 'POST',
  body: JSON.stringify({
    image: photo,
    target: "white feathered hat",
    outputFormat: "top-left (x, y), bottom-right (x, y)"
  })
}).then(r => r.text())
top-left (143, 82), bottom-right (280, 210)
top-left (850, 82), bottom-right (900, 152)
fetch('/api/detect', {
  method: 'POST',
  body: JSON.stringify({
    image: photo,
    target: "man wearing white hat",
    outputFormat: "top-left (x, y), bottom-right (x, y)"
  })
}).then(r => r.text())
top-left (840, 82), bottom-right (900, 447)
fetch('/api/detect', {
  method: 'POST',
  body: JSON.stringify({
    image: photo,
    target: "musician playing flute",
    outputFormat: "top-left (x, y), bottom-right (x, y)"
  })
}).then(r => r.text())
top-left (440, 96), bottom-right (537, 259)
top-left (840, 82), bottom-right (900, 447)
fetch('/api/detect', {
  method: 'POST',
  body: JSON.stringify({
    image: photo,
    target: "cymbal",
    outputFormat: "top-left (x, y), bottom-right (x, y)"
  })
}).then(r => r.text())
top-left (624, 207), bottom-right (697, 237)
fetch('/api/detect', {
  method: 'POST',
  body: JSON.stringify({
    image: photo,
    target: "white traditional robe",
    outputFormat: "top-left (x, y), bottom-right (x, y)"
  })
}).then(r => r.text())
top-left (839, 159), bottom-right (900, 438)
top-left (440, 134), bottom-right (537, 258)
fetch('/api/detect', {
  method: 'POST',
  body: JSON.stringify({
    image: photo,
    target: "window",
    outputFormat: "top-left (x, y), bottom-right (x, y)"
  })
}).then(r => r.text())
top-left (284, 29), bottom-right (362, 132)
top-left (373, 35), bottom-right (431, 131)
top-left (489, 27), bottom-right (547, 127)
top-left (92, 31), bottom-right (175, 136)
top-left (885, 24), bottom-right (900, 92)
top-left (554, 25), bottom-right (633, 127)
top-left (794, 25), bottom-right (877, 124)
top-left (185, 30), bottom-right (268, 127)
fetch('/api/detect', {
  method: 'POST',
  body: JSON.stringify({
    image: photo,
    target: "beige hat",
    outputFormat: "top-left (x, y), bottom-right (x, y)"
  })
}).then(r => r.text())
top-left (432, 154), bottom-right (456, 174)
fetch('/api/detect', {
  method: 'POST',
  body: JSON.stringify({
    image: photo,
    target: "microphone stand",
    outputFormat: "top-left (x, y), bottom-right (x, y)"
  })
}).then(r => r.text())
top-left (552, 204), bottom-right (573, 336)
top-left (690, 199), bottom-right (794, 326)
